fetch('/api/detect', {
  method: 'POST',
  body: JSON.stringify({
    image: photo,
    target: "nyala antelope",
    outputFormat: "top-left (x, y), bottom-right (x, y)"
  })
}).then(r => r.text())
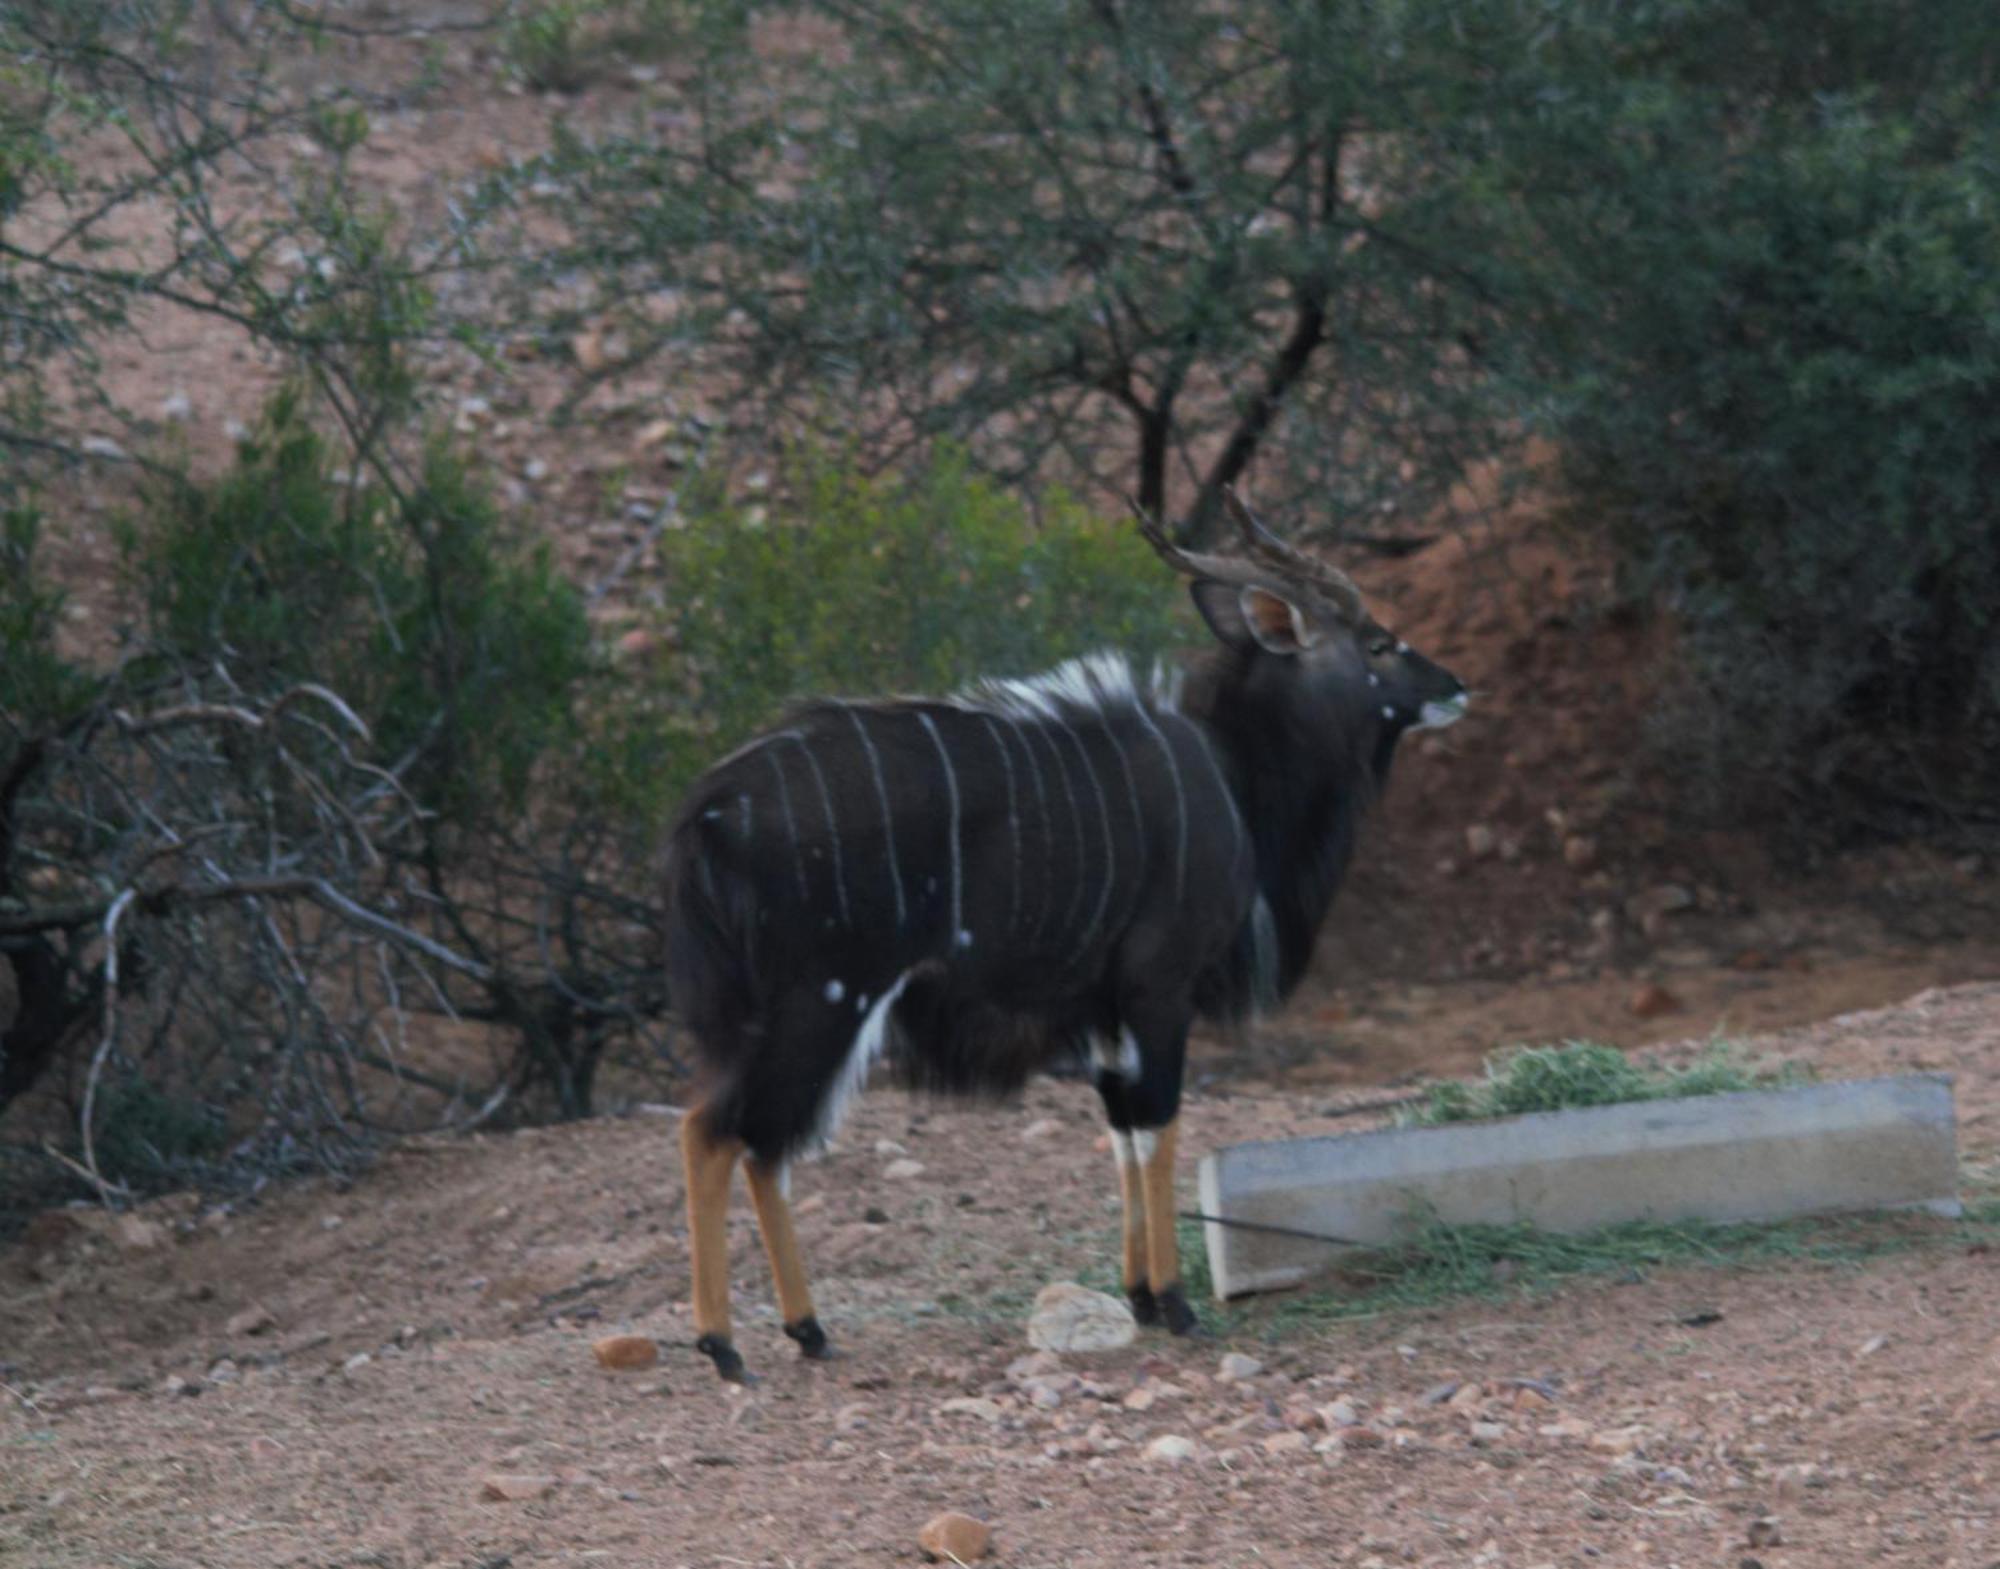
top-left (663, 494), bottom-right (1467, 1381)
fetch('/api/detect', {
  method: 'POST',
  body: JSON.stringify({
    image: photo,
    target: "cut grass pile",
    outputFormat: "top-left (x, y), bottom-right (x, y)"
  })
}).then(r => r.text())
top-left (1399, 1040), bottom-right (1807, 1127)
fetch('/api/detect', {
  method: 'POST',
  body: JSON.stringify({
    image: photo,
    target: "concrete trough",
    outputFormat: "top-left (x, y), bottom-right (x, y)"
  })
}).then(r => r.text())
top-left (1198, 1073), bottom-right (1961, 1300)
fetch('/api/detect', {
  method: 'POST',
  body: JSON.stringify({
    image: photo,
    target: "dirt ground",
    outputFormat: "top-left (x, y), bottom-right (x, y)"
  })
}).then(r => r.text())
top-left (5, 982), bottom-right (1998, 1569)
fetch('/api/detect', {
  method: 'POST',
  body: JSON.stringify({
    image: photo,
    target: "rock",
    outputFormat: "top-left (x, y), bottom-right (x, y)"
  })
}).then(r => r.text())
top-left (1589, 1425), bottom-right (1647, 1455)
top-left (1419, 1379), bottom-right (1461, 1406)
top-left (1465, 824), bottom-right (1498, 860)
top-left (632, 417), bottom-right (677, 450)
top-left (1020, 1118), bottom-right (1062, 1141)
top-left (1333, 1425), bottom-right (1384, 1448)
top-left (863, 1206), bottom-right (891, 1224)
top-left (591, 1334), bottom-right (660, 1372)
top-left (882, 1159), bottom-right (926, 1181)
top-left (1628, 983), bottom-right (1681, 1019)
top-left (937, 1396), bottom-right (1004, 1424)
top-left (1773, 1462), bottom-right (1821, 1500)
top-left (1538, 1417), bottom-right (1592, 1440)
top-left (1747, 1517), bottom-right (1783, 1548)
top-left (918, 1511), bottom-right (993, 1562)
top-left (159, 392), bottom-right (194, 422)
top-left (341, 1352), bottom-right (372, 1376)
top-left (225, 1303), bottom-right (276, 1338)
top-left (1627, 883), bottom-right (1694, 936)
top-left (482, 1473), bottom-right (557, 1502)
top-left (1026, 1283), bottom-right (1136, 1354)
top-left (1856, 1333), bottom-right (1888, 1357)
top-left (1468, 1421), bottom-right (1508, 1444)
top-left (1217, 1351), bottom-right (1263, 1381)
top-left (1562, 835), bottom-right (1599, 871)
top-left (1143, 1434), bottom-right (1200, 1465)
top-left (1320, 1399), bottom-right (1359, 1428)
top-left (206, 1358), bottom-right (240, 1385)
top-left (1263, 1430), bottom-right (1310, 1455)
top-left (1448, 1381), bottom-right (1486, 1411)
top-left (1512, 1385), bottom-right (1553, 1412)
top-left (570, 331), bottom-right (606, 373)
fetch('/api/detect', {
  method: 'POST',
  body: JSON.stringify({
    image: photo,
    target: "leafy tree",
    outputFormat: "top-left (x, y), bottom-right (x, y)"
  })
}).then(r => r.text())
top-left (1493, 0), bottom-right (2000, 839)
top-left (535, 0), bottom-right (1524, 542)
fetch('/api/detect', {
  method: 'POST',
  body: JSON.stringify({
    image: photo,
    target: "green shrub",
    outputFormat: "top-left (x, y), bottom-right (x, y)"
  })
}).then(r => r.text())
top-left (1403, 1041), bottom-right (1803, 1127)
top-left (641, 450), bottom-right (1187, 799)
top-left (128, 391), bottom-right (594, 823)
top-left (1501, 2), bottom-right (2000, 839)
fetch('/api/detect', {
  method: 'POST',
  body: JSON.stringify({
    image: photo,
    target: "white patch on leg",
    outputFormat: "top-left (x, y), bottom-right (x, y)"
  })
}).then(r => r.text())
top-left (1109, 1130), bottom-right (1137, 1169)
top-left (1090, 1029), bottom-right (1141, 1082)
top-left (814, 967), bottom-right (915, 1151)
top-left (1130, 1128), bottom-right (1160, 1166)
top-left (1250, 895), bottom-right (1281, 1012)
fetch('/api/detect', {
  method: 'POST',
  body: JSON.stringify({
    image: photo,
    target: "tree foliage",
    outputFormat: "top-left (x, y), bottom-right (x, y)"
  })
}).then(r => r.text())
top-left (537, 0), bottom-right (1522, 542)
top-left (1496, 0), bottom-right (2000, 838)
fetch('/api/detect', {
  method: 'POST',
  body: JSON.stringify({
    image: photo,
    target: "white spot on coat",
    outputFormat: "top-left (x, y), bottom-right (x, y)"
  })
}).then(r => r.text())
top-left (824, 978), bottom-right (845, 1003)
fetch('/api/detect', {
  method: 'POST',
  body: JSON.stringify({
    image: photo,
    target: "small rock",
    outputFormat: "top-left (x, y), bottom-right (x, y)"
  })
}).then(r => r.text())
top-left (1320, 1399), bottom-right (1359, 1428)
top-left (523, 457), bottom-right (550, 482)
top-left (591, 1334), bottom-right (660, 1372)
top-left (1334, 1425), bottom-right (1385, 1448)
top-left (206, 1358), bottom-right (240, 1385)
top-left (918, 1511), bottom-right (993, 1562)
top-left (1512, 1385), bottom-right (1553, 1412)
top-left (1026, 1283), bottom-right (1136, 1354)
top-left (1419, 1379), bottom-right (1461, 1406)
top-left (1773, 1462), bottom-right (1821, 1499)
top-left (81, 434), bottom-right (129, 461)
top-left (1465, 824), bottom-right (1498, 860)
top-left (863, 1206), bottom-right (890, 1224)
top-left (1447, 1381), bottom-right (1486, 1411)
top-left (832, 1402), bottom-right (871, 1432)
top-left (1746, 1517), bottom-right (1783, 1548)
top-left (482, 1473), bottom-right (557, 1502)
top-left (1123, 1385), bottom-right (1158, 1412)
top-left (1468, 1421), bottom-right (1508, 1444)
top-left (225, 1303), bottom-right (276, 1338)
top-left (1562, 835), bottom-right (1599, 871)
top-left (1263, 1430), bottom-right (1310, 1455)
top-left (1856, 1333), bottom-right (1888, 1357)
top-left (341, 1352), bottom-right (372, 1376)
top-left (159, 392), bottom-right (194, 423)
top-left (1217, 1351), bottom-right (1263, 1381)
top-left (937, 1396), bottom-right (1004, 1424)
top-left (570, 331), bottom-right (606, 373)
top-left (882, 1159), bottom-right (926, 1181)
top-left (1006, 1350), bottom-right (1064, 1381)
top-left (1143, 1434), bottom-right (1200, 1465)
top-left (1589, 1425), bottom-right (1647, 1455)
top-left (1539, 1417), bottom-right (1592, 1440)
top-left (1020, 1118), bottom-right (1062, 1141)
top-left (1628, 983), bottom-right (1681, 1019)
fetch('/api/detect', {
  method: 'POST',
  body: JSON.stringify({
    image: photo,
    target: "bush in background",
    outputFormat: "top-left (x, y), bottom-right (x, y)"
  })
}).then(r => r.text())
top-left (641, 451), bottom-right (1187, 800)
top-left (1500, 0), bottom-right (2000, 842)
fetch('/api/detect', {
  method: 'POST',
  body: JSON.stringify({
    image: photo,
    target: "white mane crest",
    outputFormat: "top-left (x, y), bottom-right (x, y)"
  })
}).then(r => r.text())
top-left (964, 650), bottom-right (1165, 721)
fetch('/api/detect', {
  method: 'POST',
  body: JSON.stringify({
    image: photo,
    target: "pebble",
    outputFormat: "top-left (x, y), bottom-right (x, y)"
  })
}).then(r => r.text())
top-left (1465, 824), bottom-right (1498, 859)
top-left (1025, 1283), bottom-right (1136, 1354)
top-left (1216, 1351), bottom-right (1263, 1381)
top-left (341, 1352), bottom-right (372, 1375)
top-left (1143, 1434), bottom-right (1200, 1464)
top-left (937, 1396), bottom-right (1004, 1424)
top-left (918, 1511), bottom-right (993, 1562)
top-left (225, 1303), bottom-right (276, 1338)
top-left (1628, 982), bottom-right (1682, 1018)
top-left (1747, 1518), bottom-right (1783, 1548)
top-left (882, 1159), bottom-right (926, 1181)
top-left (1263, 1430), bottom-right (1309, 1455)
top-left (481, 1474), bottom-right (557, 1502)
top-left (591, 1334), bottom-right (659, 1372)
top-left (1020, 1118), bottom-right (1062, 1141)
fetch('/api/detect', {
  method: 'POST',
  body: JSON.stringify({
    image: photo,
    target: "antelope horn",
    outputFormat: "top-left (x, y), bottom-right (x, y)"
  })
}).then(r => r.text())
top-left (1130, 496), bottom-right (1254, 585)
top-left (1222, 487), bottom-right (1366, 622)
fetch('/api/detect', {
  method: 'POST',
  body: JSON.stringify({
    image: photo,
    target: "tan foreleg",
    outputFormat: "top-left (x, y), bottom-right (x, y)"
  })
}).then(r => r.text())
top-left (681, 1106), bottom-right (748, 1379)
top-left (1116, 1138), bottom-right (1149, 1298)
top-left (1139, 1119), bottom-right (1201, 1334)
top-left (746, 1158), bottom-right (833, 1359)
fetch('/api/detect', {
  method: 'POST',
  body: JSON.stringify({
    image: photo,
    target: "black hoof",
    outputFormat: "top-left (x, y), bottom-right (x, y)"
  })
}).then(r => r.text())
top-left (1155, 1283), bottom-right (1207, 1338)
top-left (696, 1333), bottom-right (756, 1384)
top-left (784, 1315), bottom-right (836, 1360)
top-left (1126, 1283), bottom-right (1161, 1327)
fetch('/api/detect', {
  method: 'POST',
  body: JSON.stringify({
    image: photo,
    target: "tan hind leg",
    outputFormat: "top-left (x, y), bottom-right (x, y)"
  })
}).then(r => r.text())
top-left (1113, 1132), bottom-right (1156, 1323)
top-left (745, 1158), bottom-right (833, 1360)
top-left (681, 1105), bottom-right (749, 1381)
top-left (1139, 1120), bottom-right (1202, 1335)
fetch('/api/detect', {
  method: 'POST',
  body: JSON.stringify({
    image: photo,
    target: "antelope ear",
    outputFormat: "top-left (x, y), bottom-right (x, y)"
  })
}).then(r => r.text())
top-left (1191, 580), bottom-right (1319, 654)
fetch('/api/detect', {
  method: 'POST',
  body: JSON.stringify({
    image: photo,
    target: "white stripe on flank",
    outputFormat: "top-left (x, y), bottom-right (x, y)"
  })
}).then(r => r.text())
top-left (845, 707), bottom-right (908, 928)
top-left (1057, 719), bottom-right (1117, 950)
top-left (1039, 719), bottom-right (1087, 940)
top-left (815, 967), bottom-right (917, 1150)
top-left (764, 740), bottom-right (810, 901)
top-left (979, 715), bottom-right (1023, 933)
top-left (916, 711), bottom-right (963, 945)
top-left (1132, 701), bottom-right (1189, 902)
top-left (1101, 719), bottom-right (1147, 884)
top-left (737, 792), bottom-right (751, 839)
top-left (789, 733), bottom-right (852, 927)
top-left (999, 713), bottom-right (1050, 934)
